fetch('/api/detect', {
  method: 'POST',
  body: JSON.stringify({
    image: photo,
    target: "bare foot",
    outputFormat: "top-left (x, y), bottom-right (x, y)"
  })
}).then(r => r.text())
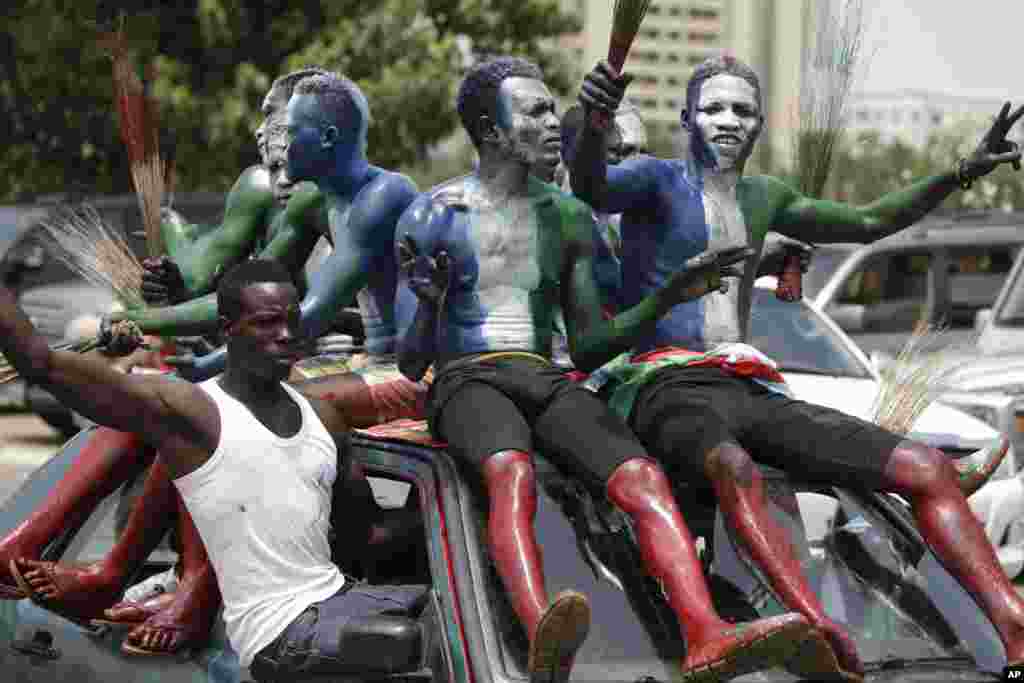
top-left (680, 613), bottom-right (812, 683)
top-left (122, 570), bottom-right (220, 656)
top-left (10, 558), bottom-right (123, 620)
top-left (96, 591), bottom-right (176, 626)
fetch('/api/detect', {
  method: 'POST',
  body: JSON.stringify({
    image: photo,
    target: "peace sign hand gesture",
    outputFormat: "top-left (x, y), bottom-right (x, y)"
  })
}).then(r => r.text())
top-left (398, 234), bottom-right (451, 306)
top-left (962, 102), bottom-right (1024, 183)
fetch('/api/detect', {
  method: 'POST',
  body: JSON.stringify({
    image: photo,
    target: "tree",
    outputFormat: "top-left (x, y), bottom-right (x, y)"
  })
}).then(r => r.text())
top-left (0, 0), bottom-right (580, 201)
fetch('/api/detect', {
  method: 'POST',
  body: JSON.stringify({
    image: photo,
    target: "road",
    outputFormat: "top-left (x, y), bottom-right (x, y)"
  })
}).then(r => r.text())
top-left (0, 411), bottom-right (62, 505)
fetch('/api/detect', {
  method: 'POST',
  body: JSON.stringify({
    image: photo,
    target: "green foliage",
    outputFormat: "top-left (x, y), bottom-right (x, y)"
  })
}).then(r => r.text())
top-left (0, 0), bottom-right (580, 201)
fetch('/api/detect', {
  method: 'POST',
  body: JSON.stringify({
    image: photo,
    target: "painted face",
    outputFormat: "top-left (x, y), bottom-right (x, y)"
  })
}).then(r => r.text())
top-left (254, 88), bottom-right (289, 159)
top-left (689, 74), bottom-right (762, 171)
top-left (228, 282), bottom-right (304, 381)
top-left (284, 93), bottom-right (329, 183)
top-left (264, 140), bottom-right (300, 203)
top-left (607, 110), bottom-right (648, 165)
top-left (494, 77), bottom-right (561, 175)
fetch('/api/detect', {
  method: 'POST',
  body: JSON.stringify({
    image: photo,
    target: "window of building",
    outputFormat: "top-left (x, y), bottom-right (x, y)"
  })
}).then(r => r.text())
top-left (667, 53), bottom-right (681, 63)
top-left (669, 5), bottom-right (683, 17)
top-left (666, 99), bottom-right (680, 109)
top-left (690, 7), bottom-right (720, 20)
top-left (688, 54), bottom-right (704, 66)
top-left (649, 3), bottom-right (662, 15)
top-left (641, 98), bottom-right (658, 109)
top-left (642, 28), bottom-right (661, 40)
top-left (688, 31), bottom-right (718, 43)
top-left (667, 76), bottom-right (681, 87)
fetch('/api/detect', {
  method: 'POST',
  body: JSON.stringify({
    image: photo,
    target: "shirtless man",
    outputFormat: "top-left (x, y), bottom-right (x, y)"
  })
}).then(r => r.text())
top-left (0, 69), bottom-right (422, 655)
top-left (396, 56), bottom-right (827, 683)
top-left (570, 54), bottom-right (1024, 681)
top-left (1, 258), bottom-right (428, 681)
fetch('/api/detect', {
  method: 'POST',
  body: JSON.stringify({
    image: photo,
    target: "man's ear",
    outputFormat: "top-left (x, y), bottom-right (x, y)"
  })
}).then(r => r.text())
top-left (478, 114), bottom-right (501, 145)
top-left (321, 125), bottom-right (340, 149)
top-left (679, 108), bottom-right (690, 131)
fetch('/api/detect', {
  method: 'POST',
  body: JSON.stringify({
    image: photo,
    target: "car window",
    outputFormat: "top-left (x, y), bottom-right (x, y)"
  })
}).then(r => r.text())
top-left (750, 289), bottom-right (871, 378)
top-left (59, 468), bottom-right (178, 569)
top-left (835, 251), bottom-right (932, 333)
top-left (946, 246), bottom-right (1018, 328)
top-left (803, 245), bottom-right (856, 299)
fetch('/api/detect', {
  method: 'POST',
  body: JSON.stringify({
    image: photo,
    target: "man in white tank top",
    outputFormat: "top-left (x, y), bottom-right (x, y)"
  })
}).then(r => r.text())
top-left (0, 259), bottom-right (425, 679)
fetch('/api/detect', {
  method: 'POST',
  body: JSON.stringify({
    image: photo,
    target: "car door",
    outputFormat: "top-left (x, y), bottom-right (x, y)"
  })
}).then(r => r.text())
top-left (1, 429), bottom-right (458, 683)
top-left (0, 429), bottom-right (235, 683)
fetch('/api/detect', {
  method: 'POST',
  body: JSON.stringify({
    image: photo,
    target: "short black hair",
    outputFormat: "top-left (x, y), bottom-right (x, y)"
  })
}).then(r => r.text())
top-left (292, 72), bottom-right (371, 150)
top-left (456, 56), bottom-right (544, 147)
top-left (217, 259), bottom-right (295, 323)
top-left (684, 54), bottom-right (763, 118)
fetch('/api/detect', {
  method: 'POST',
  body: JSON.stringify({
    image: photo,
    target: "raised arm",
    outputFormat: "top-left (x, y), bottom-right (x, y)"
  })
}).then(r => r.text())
top-left (570, 61), bottom-right (658, 213)
top-left (172, 166), bottom-right (276, 296)
top-left (772, 102), bottom-right (1024, 244)
top-left (560, 202), bottom-right (753, 372)
top-left (298, 174), bottom-right (418, 340)
top-left (395, 197), bottom-right (454, 381)
top-left (256, 187), bottom-right (327, 289)
top-left (0, 285), bottom-right (216, 474)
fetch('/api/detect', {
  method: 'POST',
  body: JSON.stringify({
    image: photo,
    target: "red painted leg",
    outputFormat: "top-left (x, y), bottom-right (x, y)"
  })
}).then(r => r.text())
top-left (606, 457), bottom-right (815, 682)
top-left (122, 492), bottom-right (221, 655)
top-left (705, 444), bottom-right (863, 682)
top-left (885, 441), bottom-right (1024, 664)
top-left (12, 456), bottom-right (176, 620)
top-left (0, 427), bottom-right (152, 597)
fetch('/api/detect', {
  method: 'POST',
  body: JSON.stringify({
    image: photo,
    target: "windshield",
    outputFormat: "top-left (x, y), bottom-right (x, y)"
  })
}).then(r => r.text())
top-left (749, 288), bottom-right (872, 379)
top-left (480, 466), bottom-right (1002, 681)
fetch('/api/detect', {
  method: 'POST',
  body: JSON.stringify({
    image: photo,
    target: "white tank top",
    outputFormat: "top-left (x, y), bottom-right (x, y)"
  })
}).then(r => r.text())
top-left (174, 378), bottom-right (347, 666)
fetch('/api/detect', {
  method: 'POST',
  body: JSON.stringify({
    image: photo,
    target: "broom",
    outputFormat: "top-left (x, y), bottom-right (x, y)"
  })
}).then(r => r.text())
top-left (591, 0), bottom-right (651, 131)
top-left (777, 0), bottom-right (868, 301)
top-left (0, 206), bottom-right (148, 383)
top-left (98, 21), bottom-right (166, 259)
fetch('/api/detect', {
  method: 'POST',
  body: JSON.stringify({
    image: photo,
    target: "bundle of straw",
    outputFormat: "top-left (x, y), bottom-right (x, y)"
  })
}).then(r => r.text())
top-left (778, 0), bottom-right (868, 301)
top-left (871, 321), bottom-right (971, 435)
top-left (37, 205), bottom-right (146, 310)
top-left (593, 0), bottom-right (651, 130)
top-left (98, 23), bottom-right (166, 258)
top-left (0, 206), bottom-right (146, 384)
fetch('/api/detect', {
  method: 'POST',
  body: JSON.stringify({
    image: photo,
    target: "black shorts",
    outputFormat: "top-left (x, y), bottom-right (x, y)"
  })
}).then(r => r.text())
top-left (629, 365), bottom-right (903, 490)
top-left (428, 354), bottom-right (645, 486)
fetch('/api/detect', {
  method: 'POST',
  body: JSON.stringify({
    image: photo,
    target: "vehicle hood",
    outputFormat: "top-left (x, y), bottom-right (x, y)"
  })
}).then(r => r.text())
top-left (943, 353), bottom-right (1024, 396)
top-left (782, 373), bottom-right (1000, 445)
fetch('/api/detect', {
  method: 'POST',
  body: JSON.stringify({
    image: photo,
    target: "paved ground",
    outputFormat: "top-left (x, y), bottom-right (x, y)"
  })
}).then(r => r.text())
top-left (0, 411), bottom-right (62, 505)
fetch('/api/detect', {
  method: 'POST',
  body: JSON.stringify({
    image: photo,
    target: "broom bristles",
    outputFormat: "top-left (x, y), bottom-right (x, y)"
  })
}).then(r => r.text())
top-left (871, 320), bottom-right (972, 435)
top-left (100, 24), bottom-right (165, 257)
top-left (791, 0), bottom-right (868, 199)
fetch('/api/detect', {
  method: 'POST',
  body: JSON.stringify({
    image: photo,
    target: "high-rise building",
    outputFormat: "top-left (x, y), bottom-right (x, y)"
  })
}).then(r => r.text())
top-left (558, 0), bottom-right (814, 169)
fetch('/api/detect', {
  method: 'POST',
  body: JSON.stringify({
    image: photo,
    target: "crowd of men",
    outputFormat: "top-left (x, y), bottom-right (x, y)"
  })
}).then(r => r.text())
top-left (0, 51), bottom-right (1022, 683)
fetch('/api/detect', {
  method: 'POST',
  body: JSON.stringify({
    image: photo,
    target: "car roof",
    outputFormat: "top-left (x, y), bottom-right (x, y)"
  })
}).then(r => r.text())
top-left (863, 218), bottom-right (1024, 251)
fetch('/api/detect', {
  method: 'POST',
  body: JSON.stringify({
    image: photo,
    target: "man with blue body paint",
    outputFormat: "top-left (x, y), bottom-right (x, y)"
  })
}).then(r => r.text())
top-left (395, 56), bottom-right (830, 683)
top-left (571, 54), bottom-right (1024, 681)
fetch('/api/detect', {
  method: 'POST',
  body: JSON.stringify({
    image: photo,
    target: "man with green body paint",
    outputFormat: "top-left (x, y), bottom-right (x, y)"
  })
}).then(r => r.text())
top-left (570, 54), bottom-right (1024, 681)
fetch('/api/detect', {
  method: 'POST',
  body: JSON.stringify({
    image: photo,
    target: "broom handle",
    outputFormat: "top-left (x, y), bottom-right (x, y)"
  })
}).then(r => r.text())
top-left (589, 40), bottom-right (633, 131)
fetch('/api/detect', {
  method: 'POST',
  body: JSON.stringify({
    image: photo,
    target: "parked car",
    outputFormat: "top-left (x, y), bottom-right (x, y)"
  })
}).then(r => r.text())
top-left (812, 214), bottom-right (1024, 360)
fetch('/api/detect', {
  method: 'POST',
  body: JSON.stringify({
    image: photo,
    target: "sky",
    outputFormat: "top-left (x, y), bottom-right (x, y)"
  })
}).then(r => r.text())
top-left (857, 0), bottom-right (1023, 98)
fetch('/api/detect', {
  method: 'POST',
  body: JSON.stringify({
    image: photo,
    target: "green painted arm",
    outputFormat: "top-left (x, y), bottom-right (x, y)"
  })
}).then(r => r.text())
top-left (256, 187), bottom-right (326, 283)
top-left (560, 203), bottom-right (677, 372)
top-left (111, 293), bottom-right (220, 337)
top-left (172, 165), bottom-right (276, 296)
top-left (760, 171), bottom-right (961, 244)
